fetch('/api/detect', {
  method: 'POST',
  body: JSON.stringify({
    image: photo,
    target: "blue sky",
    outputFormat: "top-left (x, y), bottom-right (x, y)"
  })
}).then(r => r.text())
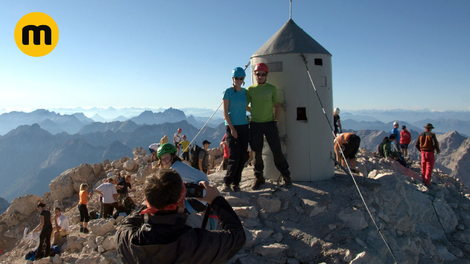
top-left (1, 0), bottom-right (469, 112)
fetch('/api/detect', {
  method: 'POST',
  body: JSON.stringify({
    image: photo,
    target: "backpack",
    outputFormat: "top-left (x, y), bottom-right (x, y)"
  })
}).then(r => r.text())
top-left (190, 145), bottom-right (202, 169)
top-left (378, 138), bottom-right (388, 157)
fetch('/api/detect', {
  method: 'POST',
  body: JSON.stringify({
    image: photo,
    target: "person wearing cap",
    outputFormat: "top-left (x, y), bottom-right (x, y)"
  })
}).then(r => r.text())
top-left (116, 169), bottom-right (245, 264)
top-left (222, 67), bottom-right (249, 192)
top-left (391, 121), bottom-right (401, 152)
top-left (173, 128), bottom-right (183, 156)
top-left (415, 123), bottom-right (440, 186)
top-left (178, 135), bottom-right (191, 162)
top-left (399, 125), bottom-right (412, 158)
top-left (247, 63), bottom-right (292, 190)
top-left (199, 140), bottom-right (211, 174)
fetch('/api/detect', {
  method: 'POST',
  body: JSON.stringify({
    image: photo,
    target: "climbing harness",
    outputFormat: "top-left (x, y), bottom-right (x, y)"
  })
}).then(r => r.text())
top-left (300, 53), bottom-right (399, 264)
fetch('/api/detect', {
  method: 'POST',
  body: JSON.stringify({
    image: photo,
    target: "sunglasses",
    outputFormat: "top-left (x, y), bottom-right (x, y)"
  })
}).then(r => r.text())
top-left (234, 77), bottom-right (244, 81)
top-left (255, 73), bottom-right (267, 77)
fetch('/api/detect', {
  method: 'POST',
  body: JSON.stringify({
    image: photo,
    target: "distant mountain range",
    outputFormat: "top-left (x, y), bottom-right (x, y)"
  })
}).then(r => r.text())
top-left (0, 108), bottom-right (224, 136)
top-left (1, 107), bottom-right (470, 202)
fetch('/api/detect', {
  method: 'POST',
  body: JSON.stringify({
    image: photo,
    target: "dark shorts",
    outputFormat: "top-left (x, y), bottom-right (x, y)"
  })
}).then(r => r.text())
top-left (400, 144), bottom-right (409, 150)
top-left (174, 142), bottom-right (181, 148)
top-left (343, 135), bottom-right (361, 159)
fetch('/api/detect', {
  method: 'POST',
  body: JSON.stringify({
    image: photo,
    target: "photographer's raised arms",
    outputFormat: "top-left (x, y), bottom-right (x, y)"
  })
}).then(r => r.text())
top-left (116, 168), bottom-right (245, 264)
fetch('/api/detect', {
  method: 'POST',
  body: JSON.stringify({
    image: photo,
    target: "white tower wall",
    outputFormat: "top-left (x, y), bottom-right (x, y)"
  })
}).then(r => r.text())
top-left (250, 53), bottom-right (334, 181)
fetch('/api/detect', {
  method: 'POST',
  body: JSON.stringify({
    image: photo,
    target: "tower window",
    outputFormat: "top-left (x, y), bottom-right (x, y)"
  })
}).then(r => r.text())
top-left (297, 107), bottom-right (307, 121)
top-left (314, 58), bottom-right (323, 66)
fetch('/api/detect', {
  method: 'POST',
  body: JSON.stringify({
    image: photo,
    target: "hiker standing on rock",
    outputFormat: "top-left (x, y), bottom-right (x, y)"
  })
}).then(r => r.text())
top-left (178, 135), bottom-right (191, 161)
top-left (116, 169), bottom-right (245, 264)
top-left (173, 128), bottom-right (183, 156)
top-left (78, 183), bottom-right (91, 233)
top-left (247, 63), bottom-right (292, 189)
top-left (33, 202), bottom-right (52, 260)
top-left (95, 177), bottom-right (119, 218)
top-left (400, 125), bottom-right (412, 158)
top-left (222, 67), bottom-right (249, 192)
top-left (415, 123), bottom-right (440, 186)
top-left (391, 121), bottom-right (401, 152)
top-left (333, 107), bottom-right (342, 136)
top-left (199, 140), bottom-right (211, 174)
top-left (334, 132), bottom-right (361, 173)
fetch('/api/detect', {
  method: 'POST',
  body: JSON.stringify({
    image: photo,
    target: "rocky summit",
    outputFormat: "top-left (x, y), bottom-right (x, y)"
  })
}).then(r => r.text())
top-left (1, 147), bottom-right (470, 264)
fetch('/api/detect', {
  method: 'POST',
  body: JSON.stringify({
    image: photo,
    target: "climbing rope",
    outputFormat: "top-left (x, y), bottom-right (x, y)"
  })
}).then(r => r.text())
top-left (300, 53), bottom-right (399, 264)
top-left (180, 102), bottom-right (223, 155)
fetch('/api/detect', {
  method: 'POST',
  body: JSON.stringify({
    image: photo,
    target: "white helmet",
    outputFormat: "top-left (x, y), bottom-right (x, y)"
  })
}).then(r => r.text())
top-left (393, 121), bottom-right (399, 126)
top-left (334, 108), bottom-right (340, 115)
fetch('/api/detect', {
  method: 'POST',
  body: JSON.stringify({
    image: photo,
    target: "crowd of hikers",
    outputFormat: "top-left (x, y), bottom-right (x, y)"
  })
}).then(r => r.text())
top-left (28, 64), bottom-right (441, 262)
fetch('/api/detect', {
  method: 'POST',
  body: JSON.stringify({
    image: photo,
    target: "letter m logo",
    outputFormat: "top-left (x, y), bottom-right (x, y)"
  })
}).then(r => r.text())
top-left (22, 25), bottom-right (52, 45)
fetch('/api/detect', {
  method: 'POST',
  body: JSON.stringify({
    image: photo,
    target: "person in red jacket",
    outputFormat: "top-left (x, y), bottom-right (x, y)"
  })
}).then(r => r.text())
top-left (399, 125), bottom-right (412, 158)
top-left (415, 123), bottom-right (440, 186)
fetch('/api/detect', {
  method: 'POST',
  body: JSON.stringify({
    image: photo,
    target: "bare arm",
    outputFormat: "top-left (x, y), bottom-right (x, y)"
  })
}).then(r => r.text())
top-left (34, 215), bottom-right (44, 232)
top-left (338, 119), bottom-right (342, 132)
top-left (199, 158), bottom-right (203, 172)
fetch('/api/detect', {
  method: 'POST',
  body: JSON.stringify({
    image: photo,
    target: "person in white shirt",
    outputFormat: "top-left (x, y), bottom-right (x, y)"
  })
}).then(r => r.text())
top-left (95, 177), bottom-right (119, 218)
top-left (173, 128), bottom-right (182, 156)
top-left (52, 207), bottom-right (69, 245)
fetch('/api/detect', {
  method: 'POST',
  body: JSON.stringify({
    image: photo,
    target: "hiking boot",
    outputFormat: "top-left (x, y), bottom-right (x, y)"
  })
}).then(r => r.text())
top-left (80, 226), bottom-right (83, 233)
top-left (251, 177), bottom-right (265, 190)
top-left (232, 185), bottom-right (241, 192)
top-left (221, 184), bottom-right (231, 192)
top-left (83, 228), bottom-right (89, 234)
top-left (282, 176), bottom-right (293, 188)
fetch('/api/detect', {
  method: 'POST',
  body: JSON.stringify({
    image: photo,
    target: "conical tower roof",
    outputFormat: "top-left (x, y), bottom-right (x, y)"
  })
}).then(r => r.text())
top-left (252, 19), bottom-right (331, 57)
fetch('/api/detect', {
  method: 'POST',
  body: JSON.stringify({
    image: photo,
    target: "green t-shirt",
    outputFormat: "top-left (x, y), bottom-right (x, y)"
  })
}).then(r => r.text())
top-left (247, 83), bottom-right (280, 123)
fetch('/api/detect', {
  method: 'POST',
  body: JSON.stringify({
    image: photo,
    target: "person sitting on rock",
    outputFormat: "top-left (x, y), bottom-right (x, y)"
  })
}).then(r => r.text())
top-left (383, 134), bottom-right (408, 167)
top-left (116, 168), bottom-right (245, 264)
top-left (52, 207), bottom-right (69, 245)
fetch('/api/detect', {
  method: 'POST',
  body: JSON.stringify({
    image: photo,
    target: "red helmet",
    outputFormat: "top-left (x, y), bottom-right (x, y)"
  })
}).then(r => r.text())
top-left (254, 63), bottom-right (269, 73)
top-left (178, 128), bottom-right (182, 133)
top-left (183, 135), bottom-right (186, 139)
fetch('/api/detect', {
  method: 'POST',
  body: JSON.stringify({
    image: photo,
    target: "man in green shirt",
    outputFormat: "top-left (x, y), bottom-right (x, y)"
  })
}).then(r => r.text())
top-left (247, 63), bottom-right (292, 190)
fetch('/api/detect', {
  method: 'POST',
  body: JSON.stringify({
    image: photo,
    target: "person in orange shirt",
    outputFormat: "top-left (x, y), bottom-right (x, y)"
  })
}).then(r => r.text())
top-left (334, 133), bottom-right (361, 172)
top-left (78, 183), bottom-right (91, 234)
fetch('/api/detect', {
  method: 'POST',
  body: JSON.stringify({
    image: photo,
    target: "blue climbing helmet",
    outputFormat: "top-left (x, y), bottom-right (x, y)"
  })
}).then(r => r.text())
top-left (232, 67), bottom-right (246, 77)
